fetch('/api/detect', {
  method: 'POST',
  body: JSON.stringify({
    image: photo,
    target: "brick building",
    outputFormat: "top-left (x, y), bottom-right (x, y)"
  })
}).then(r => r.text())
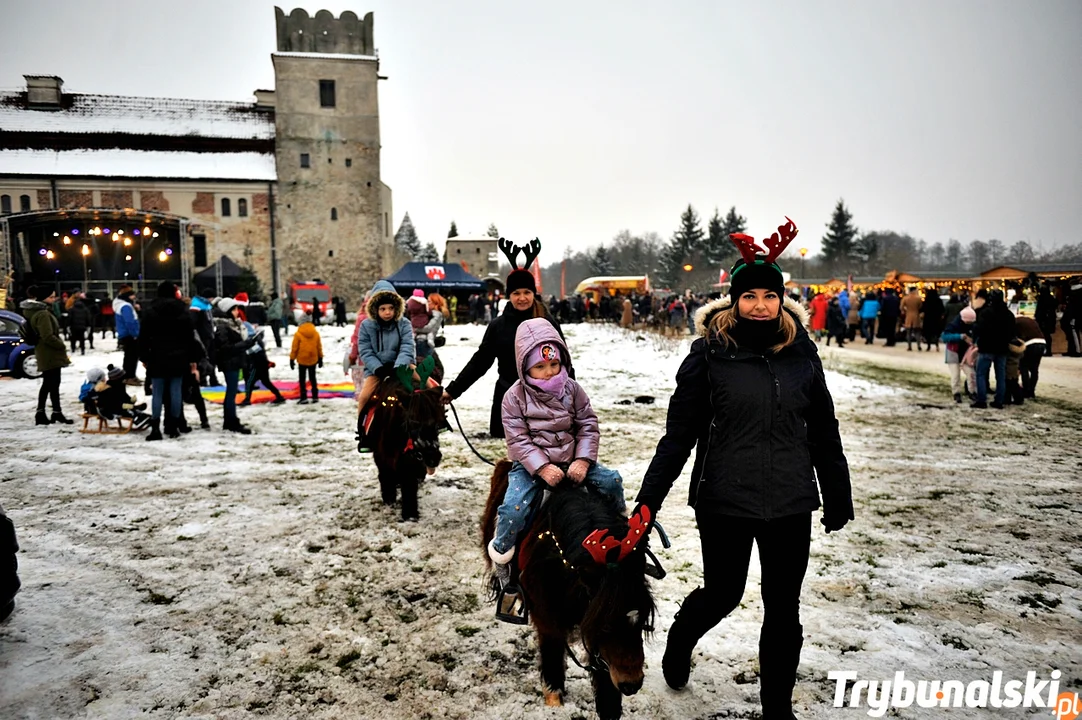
top-left (0, 7), bottom-right (393, 304)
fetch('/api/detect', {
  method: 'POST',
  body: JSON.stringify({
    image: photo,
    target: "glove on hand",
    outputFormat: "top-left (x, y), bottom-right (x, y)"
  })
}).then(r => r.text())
top-left (538, 464), bottom-right (564, 487)
top-left (318, 357), bottom-right (324, 368)
top-left (289, 359), bottom-right (296, 370)
top-left (374, 363), bottom-right (394, 380)
top-left (567, 459), bottom-right (590, 484)
top-left (820, 515), bottom-right (850, 534)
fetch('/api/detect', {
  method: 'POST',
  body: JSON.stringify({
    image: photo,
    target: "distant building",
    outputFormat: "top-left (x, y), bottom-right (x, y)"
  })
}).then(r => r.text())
top-left (444, 238), bottom-right (500, 280)
top-left (0, 7), bottom-right (392, 303)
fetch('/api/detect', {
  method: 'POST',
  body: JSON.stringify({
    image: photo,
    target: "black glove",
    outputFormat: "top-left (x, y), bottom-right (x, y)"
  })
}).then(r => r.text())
top-left (318, 357), bottom-right (323, 369)
top-left (374, 363), bottom-right (394, 380)
top-left (289, 359), bottom-right (296, 370)
top-left (820, 514), bottom-right (850, 534)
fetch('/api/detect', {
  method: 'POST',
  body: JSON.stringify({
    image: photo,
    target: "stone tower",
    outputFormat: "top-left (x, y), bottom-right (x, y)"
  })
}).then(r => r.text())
top-left (272, 7), bottom-right (393, 302)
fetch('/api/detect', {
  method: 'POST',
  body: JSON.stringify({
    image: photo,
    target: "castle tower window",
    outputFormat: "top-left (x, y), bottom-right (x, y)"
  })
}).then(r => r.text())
top-left (19, 195), bottom-right (31, 212)
top-left (238, 199), bottom-right (248, 217)
top-left (319, 80), bottom-right (336, 108)
top-left (0, 196), bottom-right (10, 215)
top-left (300, 153), bottom-right (310, 168)
top-left (221, 198), bottom-right (231, 217)
top-left (345, 158), bottom-right (352, 168)
top-left (193, 234), bottom-right (207, 266)
top-left (330, 207), bottom-right (338, 221)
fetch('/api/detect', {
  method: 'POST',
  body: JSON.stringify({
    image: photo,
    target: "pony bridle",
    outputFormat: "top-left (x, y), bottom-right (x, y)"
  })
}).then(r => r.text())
top-left (728, 216), bottom-right (798, 273)
top-left (581, 505), bottom-right (652, 564)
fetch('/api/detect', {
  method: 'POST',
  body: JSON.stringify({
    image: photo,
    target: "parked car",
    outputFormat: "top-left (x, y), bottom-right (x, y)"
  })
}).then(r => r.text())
top-left (0, 310), bottom-right (40, 379)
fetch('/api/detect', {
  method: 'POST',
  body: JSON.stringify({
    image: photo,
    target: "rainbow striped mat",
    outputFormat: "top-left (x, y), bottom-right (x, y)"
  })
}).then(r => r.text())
top-left (201, 381), bottom-right (356, 404)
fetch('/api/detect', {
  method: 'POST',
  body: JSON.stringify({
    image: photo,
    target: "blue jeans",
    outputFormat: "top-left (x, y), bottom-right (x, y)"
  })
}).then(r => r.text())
top-left (860, 318), bottom-right (876, 342)
top-left (975, 353), bottom-right (1007, 405)
top-left (223, 369), bottom-right (240, 425)
top-left (492, 461), bottom-right (626, 555)
top-left (151, 376), bottom-right (183, 421)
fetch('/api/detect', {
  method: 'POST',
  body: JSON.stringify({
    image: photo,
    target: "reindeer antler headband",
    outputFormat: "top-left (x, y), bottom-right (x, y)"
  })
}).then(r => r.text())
top-left (498, 237), bottom-right (541, 270)
top-left (729, 216), bottom-right (798, 272)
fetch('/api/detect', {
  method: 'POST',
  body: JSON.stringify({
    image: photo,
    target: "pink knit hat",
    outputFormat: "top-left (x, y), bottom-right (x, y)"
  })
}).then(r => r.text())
top-left (960, 306), bottom-right (976, 323)
top-left (525, 341), bottom-right (562, 370)
top-left (411, 289), bottom-right (425, 298)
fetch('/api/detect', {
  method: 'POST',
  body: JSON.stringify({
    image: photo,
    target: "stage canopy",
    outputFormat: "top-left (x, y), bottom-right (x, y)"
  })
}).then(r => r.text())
top-left (385, 262), bottom-right (487, 292)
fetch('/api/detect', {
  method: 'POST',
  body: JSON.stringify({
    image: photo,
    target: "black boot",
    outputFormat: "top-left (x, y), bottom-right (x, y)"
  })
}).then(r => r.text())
top-left (663, 587), bottom-right (714, 690)
top-left (224, 420), bottom-right (252, 435)
top-left (163, 416), bottom-right (180, 439)
top-left (759, 623), bottom-right (804, 720)
top-left (35, 411), bottom-right (53, 426)
top-left (51, 411), bottom-right (74, 425)
top-left (176, 415), bottom-right (193, 434)
top-left (146, 420), bottom-right (163, 441)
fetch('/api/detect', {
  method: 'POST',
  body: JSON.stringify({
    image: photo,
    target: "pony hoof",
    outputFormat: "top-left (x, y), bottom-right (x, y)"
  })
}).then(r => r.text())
top-left (426, 467), bottom-right (436, 476)
top-left (543, 690), bottom-right (563, 707)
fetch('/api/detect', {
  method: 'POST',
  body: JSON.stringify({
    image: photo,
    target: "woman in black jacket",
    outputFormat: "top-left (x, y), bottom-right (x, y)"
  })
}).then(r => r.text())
top-left (212, 298), bottom-right (258, 434)
top-left (635, 228), bottom-right (853, 720)
top-left (440, 266), bottom-right (565, 438)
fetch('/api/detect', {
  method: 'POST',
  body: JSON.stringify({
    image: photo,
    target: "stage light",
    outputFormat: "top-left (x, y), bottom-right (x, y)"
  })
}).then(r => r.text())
top-left (152, 232), bottom-right (159, 238)
top-left (91, 227), bottom-right (100, 235)
top-left (133, 229), bottom-right (140, 236)
top-left (52, 232), bottom-right (59, 237)
top-left (38, 248), bottom-right (47, 255)
top-left (81, 244), bottom-right (90, 256)
top-left (144, 226), bottom-right (151, 236)
top-left (165, 248), bottom-right (173, 256)
top-left (117, 229), bottom-right (124, 235)
top-left (158, 250), bottom-right (168, 262)
top-left (125, 255), bottom-right (132, 261)
top-left (112, 233), bottom-right (120, 242)
top-left (123, 237), bottom-right (132, 247)
top-left (71, 229), bottom-right (79, 235)
top-left (62, 235), bottom-right (71, 245)
top-left (102, 228), bottom-right (110, 235)
top-left (45, 249), bottom-right (55, 260)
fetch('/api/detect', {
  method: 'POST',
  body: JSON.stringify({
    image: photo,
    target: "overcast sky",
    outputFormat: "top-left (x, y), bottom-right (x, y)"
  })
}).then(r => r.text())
top-left (2, 0), bottom-right (1079, 265)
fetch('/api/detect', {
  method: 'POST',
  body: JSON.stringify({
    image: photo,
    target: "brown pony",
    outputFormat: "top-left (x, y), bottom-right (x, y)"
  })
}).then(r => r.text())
top-left (481, 460), bottom-right (656, 720)
top-left (364, 377), bottom-right (446, 521)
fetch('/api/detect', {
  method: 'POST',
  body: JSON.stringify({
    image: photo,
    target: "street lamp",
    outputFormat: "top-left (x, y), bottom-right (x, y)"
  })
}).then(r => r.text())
top-left (81, 243), bottom-right (91, 292)
top-left (799, 247), bottom-right (808, 278)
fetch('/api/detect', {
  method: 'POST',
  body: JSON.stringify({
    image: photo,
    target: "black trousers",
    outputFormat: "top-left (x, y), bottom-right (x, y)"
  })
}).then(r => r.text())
top-left (37, 367), bottom-right (62, 413)
top-left (298, 364), bottom-right (318, 399)
top-left (69, 328), bottom-right (92, 354)
top-left (245, 360), bottom-right (284, 401)
top-left (120, 336), bottom-right (140, 379)
top-left (269, 319), bottom-right (282, 348)
top-left (1020, 344), bottom-right (1044, 397)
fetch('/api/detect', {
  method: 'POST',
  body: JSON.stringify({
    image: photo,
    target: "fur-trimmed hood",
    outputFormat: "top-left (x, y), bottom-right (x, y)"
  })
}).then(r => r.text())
top-left (693, 296), bottom-right (810, 338)
top-left (365, 280), bottom-right (405, 321)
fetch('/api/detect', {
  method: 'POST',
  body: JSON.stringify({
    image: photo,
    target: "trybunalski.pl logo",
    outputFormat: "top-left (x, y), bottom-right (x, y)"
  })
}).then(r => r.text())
top-left (828, 670), bottom-right (1079, 718)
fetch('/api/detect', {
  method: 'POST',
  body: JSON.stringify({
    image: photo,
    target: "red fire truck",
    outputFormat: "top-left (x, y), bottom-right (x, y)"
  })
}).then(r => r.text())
top-left (289, 280), bottom-right (331, 322)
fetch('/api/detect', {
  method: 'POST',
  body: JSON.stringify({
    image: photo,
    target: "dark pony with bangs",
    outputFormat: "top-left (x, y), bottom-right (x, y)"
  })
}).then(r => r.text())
top-left (481, 460), bottom-right (656, 719)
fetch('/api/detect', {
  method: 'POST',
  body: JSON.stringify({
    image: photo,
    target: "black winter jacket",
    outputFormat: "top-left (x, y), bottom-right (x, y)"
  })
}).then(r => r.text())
top-left (139, 297), bottom-right (201, 378)
top-left (636, 297), bottom-right (853, 522)
top-left (974, 300), bottom-right (1015, 355)
top-left (212, 313), bottom-right (257, 373)
top-left (445, 301), bottom-right (567, 437)
top-left (68, 299), bottom-right (93, 332)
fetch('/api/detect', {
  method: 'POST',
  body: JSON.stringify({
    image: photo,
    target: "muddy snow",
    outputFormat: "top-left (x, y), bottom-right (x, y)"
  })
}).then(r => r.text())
top-left (1, 322), bottom-right (1079, 719)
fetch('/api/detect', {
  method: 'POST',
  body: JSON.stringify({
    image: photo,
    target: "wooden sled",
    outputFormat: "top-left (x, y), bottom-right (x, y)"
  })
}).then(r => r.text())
top-left (80, 413), bottom-right (137, 435)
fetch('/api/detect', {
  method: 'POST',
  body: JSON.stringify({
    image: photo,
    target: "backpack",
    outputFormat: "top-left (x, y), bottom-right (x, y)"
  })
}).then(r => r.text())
top-left (19, 318), bottom-right (39, 346)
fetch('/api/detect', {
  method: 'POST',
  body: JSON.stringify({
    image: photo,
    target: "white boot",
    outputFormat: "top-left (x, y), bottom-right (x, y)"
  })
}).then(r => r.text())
top-left (488, 539), bottom-right (514, 588)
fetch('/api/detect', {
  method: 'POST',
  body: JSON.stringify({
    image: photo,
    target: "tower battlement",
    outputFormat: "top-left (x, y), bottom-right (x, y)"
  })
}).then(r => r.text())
top-left (274, 7), bottom-right (374, 55)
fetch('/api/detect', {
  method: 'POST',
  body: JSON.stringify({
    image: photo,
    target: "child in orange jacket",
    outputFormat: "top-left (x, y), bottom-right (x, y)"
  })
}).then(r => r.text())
top-left (290, 321), bottom-right (323, 404)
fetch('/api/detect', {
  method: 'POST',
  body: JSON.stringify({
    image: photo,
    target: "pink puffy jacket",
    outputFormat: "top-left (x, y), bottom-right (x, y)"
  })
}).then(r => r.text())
top-left (501, 319), bottom-right (599, 475)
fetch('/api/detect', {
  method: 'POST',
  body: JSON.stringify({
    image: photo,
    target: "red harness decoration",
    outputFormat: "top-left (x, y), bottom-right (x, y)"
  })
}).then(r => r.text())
top-left (403, 438), bottom-right (414, 453)
top-left (581, 505), bottom-right (652, 564)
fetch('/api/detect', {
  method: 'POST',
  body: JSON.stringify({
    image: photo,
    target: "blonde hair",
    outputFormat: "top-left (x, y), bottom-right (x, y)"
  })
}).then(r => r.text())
top-left (709, 304), bottom-right (798, 354)
top-left (427, 293), bottom-right (447, 314)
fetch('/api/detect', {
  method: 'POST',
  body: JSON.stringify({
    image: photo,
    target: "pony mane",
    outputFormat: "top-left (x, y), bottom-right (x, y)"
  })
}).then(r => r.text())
top-left (544, 487), bottom-right (629, 568)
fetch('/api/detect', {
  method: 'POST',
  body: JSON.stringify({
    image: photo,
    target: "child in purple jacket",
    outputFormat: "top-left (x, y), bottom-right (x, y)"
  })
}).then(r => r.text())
top-left (487, 318), bottom-right (626, 581)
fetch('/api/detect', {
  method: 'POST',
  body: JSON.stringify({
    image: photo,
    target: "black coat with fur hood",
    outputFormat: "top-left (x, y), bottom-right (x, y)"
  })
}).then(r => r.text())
top-left (636, 296), bottom-right (853, 522)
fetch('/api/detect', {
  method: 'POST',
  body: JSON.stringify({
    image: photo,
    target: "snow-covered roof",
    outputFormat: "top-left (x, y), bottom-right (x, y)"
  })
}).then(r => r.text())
top-left (0, 148), bottom-right (276, 181)
top-left (0, 92), bottom-right (274, 140)
top-left (271, 52), bottom-right (377, 62)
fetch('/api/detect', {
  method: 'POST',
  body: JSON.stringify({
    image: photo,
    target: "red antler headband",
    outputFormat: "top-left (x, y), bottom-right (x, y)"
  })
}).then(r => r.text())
top-left (729, 216), bottom-right (798, 266)
top-left (581, 505), bottom-right (652, 564)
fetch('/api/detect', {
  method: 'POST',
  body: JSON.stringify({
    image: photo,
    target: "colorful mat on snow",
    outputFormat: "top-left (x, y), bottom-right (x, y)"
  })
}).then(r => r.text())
top-left (201, 381), bottom-right (356, 404)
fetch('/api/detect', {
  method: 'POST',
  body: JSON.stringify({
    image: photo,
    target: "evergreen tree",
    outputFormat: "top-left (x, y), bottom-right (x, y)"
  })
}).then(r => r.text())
top-left (705, 208), bottom-right (726, 266)
top-left (820, 199), bottom-right (858, 270)
top-left (717, 206), bottom-right (747, 268)
top-left (657, 205), bottom-right (705, 289)
top-left (418, 242), bottom-right (441, 263)
top-left (589, 246), bottom-right (616, 276)
top-left (486, 223), bottom-right (500, 239)
top-left (447, 221), bottom-right (459, 238)
top-left (673, 204), bottom-right (705, 258)
top-left (394, 212), bottom-right (421, 259)
top-left (852, 232), bottom-right (878, 273)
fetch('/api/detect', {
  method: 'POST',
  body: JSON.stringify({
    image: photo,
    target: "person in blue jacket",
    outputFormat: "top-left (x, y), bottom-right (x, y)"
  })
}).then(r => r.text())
top-left (112, 288), bottom-right (141, 383)
top-left (858, 291), bottom-right (880, 345)
top-left (355, 280), bottom-right (416, 451)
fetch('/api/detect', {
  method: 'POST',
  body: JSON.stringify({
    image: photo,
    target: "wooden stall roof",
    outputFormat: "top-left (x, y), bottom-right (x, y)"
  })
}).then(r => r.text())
top-left (980, 263), bottom-right (1082, 280)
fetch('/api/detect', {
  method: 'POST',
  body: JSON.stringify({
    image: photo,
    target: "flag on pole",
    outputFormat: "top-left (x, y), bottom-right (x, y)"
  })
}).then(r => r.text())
top-left (847, 274), bottom-right (854, 293)
top-left (531, 254), bottom-right (543, 294)
top-left (719, 267), bottom-right (729, 285)
top-left (560, 260), bottom-right (566, 298)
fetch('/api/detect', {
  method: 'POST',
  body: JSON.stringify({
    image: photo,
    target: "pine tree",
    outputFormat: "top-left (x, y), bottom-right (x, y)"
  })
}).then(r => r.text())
top-left (820, 199), bottom-right (858, 270)
top-left (657, 205), bottom-right (705, 289)
top-left (717, 206), bottom-right (747, 267)
top-left (394, 212), bottom-right (421, 259)
top-left (589, 246), bottom-right (615, 276)
top-left (418, 242), bottom-right (440, 262)
top-left (447, 221), bottom-right (459, 238)
top-left (486, 223), bottom-right (500, 239)
top-left (673, 204), bottom-right (705, 258)
top-left (705, 208), bottom-right (726, 266)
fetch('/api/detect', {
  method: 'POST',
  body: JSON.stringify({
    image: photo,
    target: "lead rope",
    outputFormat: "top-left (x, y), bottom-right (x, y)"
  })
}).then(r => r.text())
top-left (447, 401), bottom-right (496, 467)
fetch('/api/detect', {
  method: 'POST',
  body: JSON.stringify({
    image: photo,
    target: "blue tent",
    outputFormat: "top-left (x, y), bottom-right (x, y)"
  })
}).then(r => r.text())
top-left (385, 262), bottom-right (488, 292)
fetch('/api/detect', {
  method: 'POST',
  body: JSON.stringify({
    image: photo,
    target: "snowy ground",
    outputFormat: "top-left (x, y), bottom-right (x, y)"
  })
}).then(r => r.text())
top-left (1, 321), bottom-right (1079, 719)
